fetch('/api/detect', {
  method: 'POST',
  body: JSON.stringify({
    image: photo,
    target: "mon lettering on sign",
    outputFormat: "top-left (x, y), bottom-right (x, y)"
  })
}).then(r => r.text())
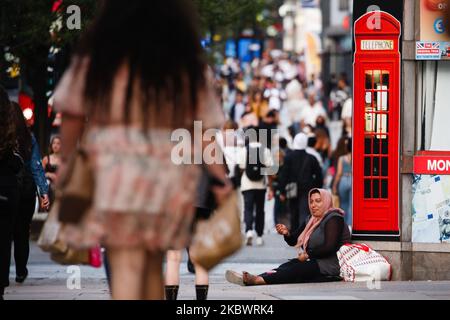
top-left (414, 156), bottom-right (450, 175)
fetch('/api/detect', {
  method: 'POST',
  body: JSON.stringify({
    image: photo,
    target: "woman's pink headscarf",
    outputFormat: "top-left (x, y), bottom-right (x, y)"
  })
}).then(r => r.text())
top-left (295, 188), bottom-right (344, 251)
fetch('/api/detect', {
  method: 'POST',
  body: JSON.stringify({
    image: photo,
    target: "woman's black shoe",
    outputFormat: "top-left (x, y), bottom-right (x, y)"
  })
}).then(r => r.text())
top-left (0, 287), bottom-right (4, 300)
top-left (15, 269), bottom-right (28, 283)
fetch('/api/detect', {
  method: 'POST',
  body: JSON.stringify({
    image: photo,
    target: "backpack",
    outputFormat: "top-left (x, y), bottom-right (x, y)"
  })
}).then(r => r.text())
top-left (245, 146), bottom-right (265, 182)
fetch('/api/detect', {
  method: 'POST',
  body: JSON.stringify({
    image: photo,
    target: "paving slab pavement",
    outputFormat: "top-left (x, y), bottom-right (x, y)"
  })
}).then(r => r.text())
top-left (4, 240), bottom-right (450, 300)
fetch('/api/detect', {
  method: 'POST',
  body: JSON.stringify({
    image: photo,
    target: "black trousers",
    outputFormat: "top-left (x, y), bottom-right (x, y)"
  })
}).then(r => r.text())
top-left (242, 190), bottom-right (266, 237)
top-left (273, 195), bottom-right (288, 226)
top-left (288, 193), bottom-right (310, 231)
top-left (260, 259), bottom-right (321, 285)
top-left (0, 186), bottom-right (18, 288)
top-left (13, 192), bottom-right (36, 276)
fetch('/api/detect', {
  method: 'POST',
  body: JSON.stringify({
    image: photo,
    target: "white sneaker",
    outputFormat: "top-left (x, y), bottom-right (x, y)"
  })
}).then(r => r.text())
top-left (255, 237), bottom-right (264, 246)
top-left (245, 231), bottom-right (253, 246)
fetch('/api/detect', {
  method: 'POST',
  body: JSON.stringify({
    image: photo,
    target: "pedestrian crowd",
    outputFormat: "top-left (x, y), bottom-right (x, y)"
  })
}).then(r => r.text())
top-left (213, 46), bottom-right (354, 246)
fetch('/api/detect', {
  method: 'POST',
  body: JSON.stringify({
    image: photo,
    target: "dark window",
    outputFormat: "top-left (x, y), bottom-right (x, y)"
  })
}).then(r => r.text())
top-left (364, 157), bottom-right (371, 176)
top-left (373, 180), bottom-right (380, 198)
top-left (382, 137), bottom-right (389, 154)
top-left (372, 157), bottom-right (380, 176)
top-left (373, 138), bottom-right (380, 154)
top-left (364, 179), bottom-right (372, 198)
top-left (365, 138), bottom-right (372, 154)
top-left (381, 157), bottom-right (388, 176)
top-left (381, 180), bottom-right (388, 198)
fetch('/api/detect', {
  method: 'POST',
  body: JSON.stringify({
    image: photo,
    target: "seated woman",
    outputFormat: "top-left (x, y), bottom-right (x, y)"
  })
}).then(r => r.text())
top-left (226, 188), bottom-right (351, 285)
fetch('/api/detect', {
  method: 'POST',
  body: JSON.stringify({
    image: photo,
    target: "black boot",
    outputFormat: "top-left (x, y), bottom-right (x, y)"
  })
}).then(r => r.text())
top-left (0, 287), bottom-right (4, 300)
top-left (195, 285), bottom-right (209, 300)
top-left (16, 268), bottom-right (28, 284)
top-left (165, 285), bottom-right (179, 300)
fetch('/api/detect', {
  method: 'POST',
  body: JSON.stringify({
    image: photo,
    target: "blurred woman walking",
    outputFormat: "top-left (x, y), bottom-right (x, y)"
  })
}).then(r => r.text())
top-left (11, 102), bottom-right (49, 284)
top-left (53, 0), bottom-right (230, 300)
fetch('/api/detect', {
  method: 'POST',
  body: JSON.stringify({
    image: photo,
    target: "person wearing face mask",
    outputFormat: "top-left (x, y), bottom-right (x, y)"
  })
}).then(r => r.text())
top-left (225, 188), bottom-right (351, 285)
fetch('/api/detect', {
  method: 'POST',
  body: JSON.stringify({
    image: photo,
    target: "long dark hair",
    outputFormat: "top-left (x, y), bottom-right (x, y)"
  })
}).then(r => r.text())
top-left (11, 102), bottom-right (32, 160)
top-left (74, 0), bottom-right (207, 130)
top-left (48, 135), bottom-right (61, 156)
top-left (0, 86), bottom-right (16, 158)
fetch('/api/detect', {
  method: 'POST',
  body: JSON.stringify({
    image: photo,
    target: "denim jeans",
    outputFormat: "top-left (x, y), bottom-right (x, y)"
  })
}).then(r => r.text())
top-left (338, 176), bottom-right (352, 226)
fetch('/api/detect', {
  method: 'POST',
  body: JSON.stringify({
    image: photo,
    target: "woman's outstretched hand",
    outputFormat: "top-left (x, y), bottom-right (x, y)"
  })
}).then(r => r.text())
top-left (276, 224), bottom-right (289, 236)
top-left (298, 252), bottom-right (309, 262)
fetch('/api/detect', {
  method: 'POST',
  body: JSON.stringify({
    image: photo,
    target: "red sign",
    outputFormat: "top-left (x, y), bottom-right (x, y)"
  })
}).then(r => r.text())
top-left (414, 156), bottom-right (450, 174)
top-left (52, 0), bottom-right (63, 13)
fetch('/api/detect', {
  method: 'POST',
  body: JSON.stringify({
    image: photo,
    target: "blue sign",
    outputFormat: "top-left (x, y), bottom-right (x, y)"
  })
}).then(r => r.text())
top-left (238, 39), bottom-right (262, 62)
top-left (225, 39), bottom-right (237, 58)
top-left (434, 18), bottom-right (445, 34)
top-left (238, 39), bottom-right (253, 62)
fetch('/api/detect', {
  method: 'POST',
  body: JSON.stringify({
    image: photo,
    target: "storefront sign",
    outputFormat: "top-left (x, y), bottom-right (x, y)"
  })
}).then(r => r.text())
top-left (414, 156), bottom-right (450, 174)
top-left (361, 40), bottom-right (394, 50)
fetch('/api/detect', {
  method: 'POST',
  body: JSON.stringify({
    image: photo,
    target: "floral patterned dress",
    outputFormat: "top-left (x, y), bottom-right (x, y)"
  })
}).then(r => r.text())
top-left (53, 58), bottom-right (224, 251)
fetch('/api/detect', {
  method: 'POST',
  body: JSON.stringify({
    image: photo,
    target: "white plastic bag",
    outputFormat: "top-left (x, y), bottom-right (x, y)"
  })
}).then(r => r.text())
top-left (337, 243), bottom-right (392, 282)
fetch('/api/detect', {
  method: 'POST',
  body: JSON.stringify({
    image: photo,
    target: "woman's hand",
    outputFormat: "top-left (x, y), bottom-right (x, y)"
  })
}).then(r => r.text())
top-left (298, 252), bottom-right (309, 262)
top-left (276, 224), bottom-right (289, 236)
top-left (40, 194), bottom-right (50, 211)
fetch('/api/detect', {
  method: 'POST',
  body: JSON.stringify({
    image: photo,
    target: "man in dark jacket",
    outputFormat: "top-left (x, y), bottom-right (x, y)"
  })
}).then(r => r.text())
top-left (279, 133), bottom-right (323, 231)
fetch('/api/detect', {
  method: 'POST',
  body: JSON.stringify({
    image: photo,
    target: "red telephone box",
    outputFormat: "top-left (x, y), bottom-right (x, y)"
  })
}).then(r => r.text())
top-left (353, 11), bottom-right (401, 237)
